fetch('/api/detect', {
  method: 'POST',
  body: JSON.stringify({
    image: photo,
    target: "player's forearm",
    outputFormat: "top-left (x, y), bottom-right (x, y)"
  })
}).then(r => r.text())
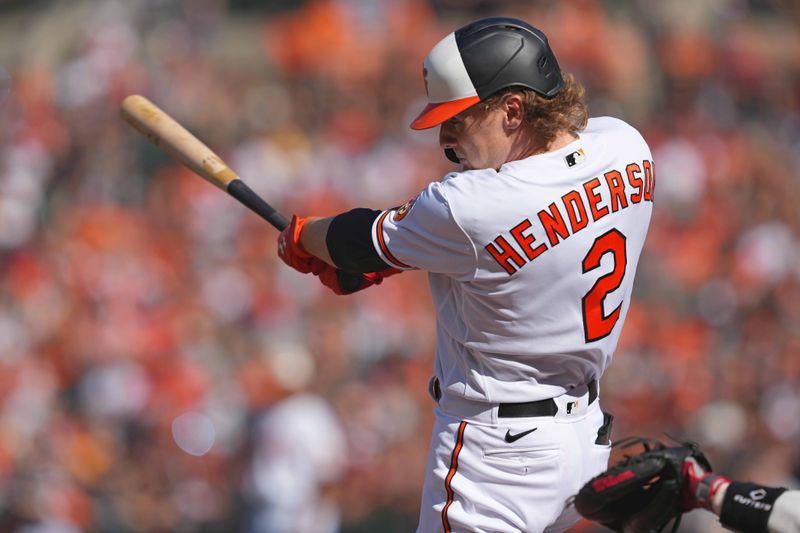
top-left (299, 216), bottom-right (335, 265)
top-left (768, 490), bottom-right (800, 533)
top-left (299, 209), bottom-right (391, 273)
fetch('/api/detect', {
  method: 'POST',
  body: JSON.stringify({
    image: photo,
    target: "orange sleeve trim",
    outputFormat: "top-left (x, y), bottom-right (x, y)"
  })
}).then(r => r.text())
top-left (442, 421), bottom-right (467, 533)
top-left (376, 210), bottom-right (413, 269)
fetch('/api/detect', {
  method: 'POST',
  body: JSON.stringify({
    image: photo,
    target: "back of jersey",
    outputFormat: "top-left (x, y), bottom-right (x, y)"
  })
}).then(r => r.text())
top-left (372, 117), bottom-right (654, 402)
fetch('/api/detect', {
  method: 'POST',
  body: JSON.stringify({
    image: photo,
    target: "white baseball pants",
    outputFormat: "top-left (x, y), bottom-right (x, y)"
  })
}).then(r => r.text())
top-left (416, 386), bottom-right (612, 533)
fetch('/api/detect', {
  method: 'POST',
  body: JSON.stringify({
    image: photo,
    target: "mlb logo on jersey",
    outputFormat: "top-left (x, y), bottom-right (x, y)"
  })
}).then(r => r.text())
top-left (566, 148), bottom-right (586, 167)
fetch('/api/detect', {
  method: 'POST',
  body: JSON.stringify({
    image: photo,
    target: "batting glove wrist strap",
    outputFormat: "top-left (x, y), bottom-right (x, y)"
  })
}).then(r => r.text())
top-left (316, 265), bottom-right (402, 295)
top-left (694, 474), bottom-right (729, 510)
top-left (682, 455), bottom-right (729, 511)
top-left (719, 482), bottom-right (786, 533)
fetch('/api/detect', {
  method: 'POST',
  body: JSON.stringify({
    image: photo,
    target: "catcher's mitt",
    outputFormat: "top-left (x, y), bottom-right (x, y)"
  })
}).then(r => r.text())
top-left (573, 437), bottom-right (712, 533)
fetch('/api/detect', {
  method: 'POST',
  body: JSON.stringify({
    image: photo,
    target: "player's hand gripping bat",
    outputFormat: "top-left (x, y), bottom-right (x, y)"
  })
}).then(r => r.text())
top-left (120, 94), bottom-right (364, 291)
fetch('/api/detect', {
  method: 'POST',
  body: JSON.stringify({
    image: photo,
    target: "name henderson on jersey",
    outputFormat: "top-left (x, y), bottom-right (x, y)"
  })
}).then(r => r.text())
top-left (486, 158), bottom-right (655, 275)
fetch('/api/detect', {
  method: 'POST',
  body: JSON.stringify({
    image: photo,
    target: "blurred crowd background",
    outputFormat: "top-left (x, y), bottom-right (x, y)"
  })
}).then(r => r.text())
top-left (0, 0), bottom-right (799, 532)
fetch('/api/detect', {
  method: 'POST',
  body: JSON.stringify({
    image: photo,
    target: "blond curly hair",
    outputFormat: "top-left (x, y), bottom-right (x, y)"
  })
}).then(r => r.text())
top-left (481, 72), bottom-right (588, 148)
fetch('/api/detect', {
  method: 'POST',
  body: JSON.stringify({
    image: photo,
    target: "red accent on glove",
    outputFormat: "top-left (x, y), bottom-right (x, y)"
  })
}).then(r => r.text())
top-left (316, 265), bottom-right (402, 295)
top-left (682, 457), bottom-right (731, 511)
top-left (277, 215), bottom-right (328, 274)
top-left (591, 469), bottom-right (635, 492)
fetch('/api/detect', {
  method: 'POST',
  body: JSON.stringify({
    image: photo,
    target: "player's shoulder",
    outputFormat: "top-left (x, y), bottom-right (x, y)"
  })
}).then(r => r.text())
top-left (409, 169), bottom-right (499, 215)
top-left (585, 116), bottom-right (648, 145)
top-left (430, 168), bottom-right (500, 201)
top-left (439, 168), bottom-right (498, 188)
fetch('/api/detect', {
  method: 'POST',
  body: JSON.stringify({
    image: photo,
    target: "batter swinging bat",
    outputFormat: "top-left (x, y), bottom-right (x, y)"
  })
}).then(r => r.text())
top-left (120, 94), bottom-right (365, 292)
top-left (120, 94), bottom-right (289, 230)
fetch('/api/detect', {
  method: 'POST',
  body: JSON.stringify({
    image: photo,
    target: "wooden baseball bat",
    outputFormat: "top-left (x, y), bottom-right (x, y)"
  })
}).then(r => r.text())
top-left (120, 94), bottom-right (289, 230)
top-left (120, 94), bottom-right (366, 293)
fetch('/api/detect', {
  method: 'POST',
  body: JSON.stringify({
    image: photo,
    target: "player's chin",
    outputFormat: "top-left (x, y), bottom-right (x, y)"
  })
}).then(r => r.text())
top-left (459, 156), bottom-right (484, 171)
top-left (453, 153), bottom-right (470, 170)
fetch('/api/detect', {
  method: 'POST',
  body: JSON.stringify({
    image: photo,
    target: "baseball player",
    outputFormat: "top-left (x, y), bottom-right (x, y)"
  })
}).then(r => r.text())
top-left (277, 17), bottom-right (655, 532)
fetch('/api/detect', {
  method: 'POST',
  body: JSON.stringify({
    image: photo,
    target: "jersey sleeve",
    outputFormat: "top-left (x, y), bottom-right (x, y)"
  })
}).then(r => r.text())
top-left (371, 180), bottom-right (477, 280)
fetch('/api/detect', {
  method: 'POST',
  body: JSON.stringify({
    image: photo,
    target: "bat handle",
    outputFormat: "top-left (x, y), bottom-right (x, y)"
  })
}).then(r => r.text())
top-left (225, 178), bottom-right (366, 294)
top-left (226, 179), bottom-right (289, 230)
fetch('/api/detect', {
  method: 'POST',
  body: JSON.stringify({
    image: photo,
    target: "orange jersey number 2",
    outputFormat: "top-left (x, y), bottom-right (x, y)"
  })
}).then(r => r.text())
top-left (581, 229), bottom-right (628, 343)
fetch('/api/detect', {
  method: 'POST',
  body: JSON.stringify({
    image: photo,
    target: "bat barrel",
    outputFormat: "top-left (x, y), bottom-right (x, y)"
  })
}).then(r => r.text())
top-left (120, 94), bottom-right (238, 191)
top-left (120, 94), bottom-right (365, 294)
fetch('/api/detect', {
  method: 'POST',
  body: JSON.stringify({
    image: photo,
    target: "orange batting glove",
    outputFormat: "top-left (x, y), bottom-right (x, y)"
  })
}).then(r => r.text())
top-left (317, 265), bottom-right (402, 295)
top-left (278, 214), bottom-right (403, 294)
top-left (277, 215), bottom-right (327, 274)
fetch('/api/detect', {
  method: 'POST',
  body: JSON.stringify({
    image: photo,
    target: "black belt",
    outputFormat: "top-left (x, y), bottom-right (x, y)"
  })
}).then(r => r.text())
top-left (498, 379), bottom-right (598, 418)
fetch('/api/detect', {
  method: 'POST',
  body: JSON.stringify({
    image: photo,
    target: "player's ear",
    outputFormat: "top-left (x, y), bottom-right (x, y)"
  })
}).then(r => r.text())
top-left (502, 93), bottom-right (525, 131)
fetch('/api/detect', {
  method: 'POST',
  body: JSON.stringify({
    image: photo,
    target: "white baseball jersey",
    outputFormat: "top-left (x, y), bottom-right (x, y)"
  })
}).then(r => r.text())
top-left (371, 117), bottom-right (654, 404)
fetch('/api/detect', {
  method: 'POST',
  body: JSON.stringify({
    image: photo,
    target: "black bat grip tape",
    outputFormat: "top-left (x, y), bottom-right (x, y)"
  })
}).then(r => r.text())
top-left (226, 179), bottom-right (365, 294)
top-left (227, 179), bottom-right (289, 230)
